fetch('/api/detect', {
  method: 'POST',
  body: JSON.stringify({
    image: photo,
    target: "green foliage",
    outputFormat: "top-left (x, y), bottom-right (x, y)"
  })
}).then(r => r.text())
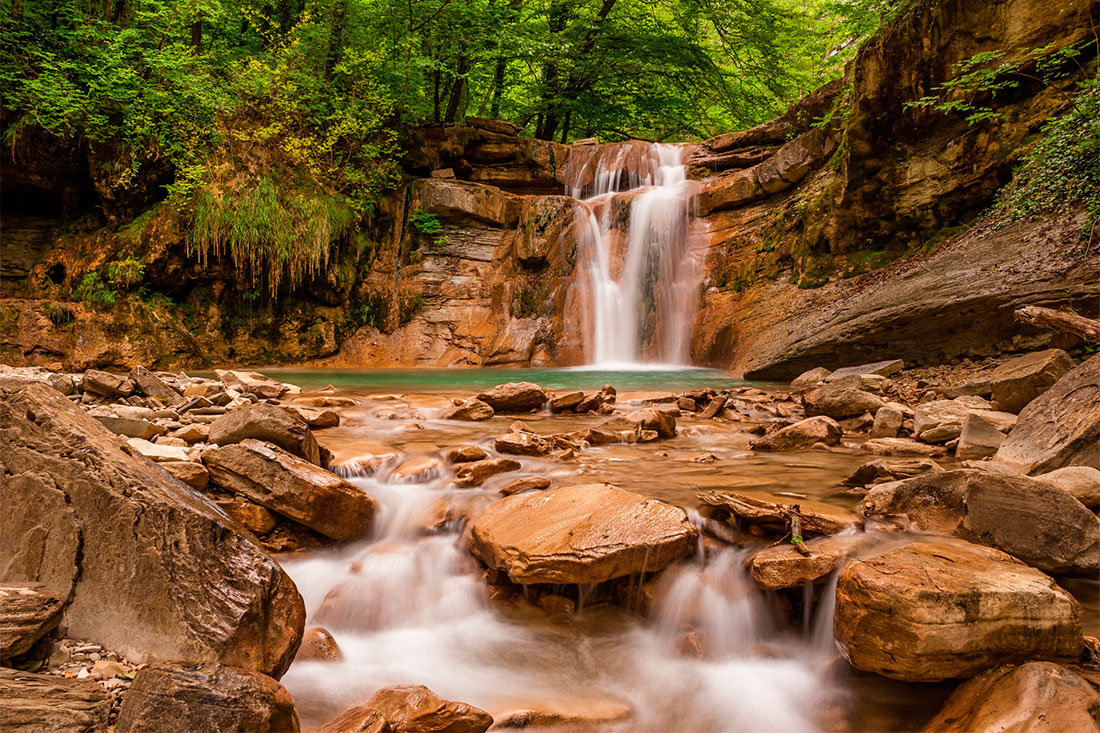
top-left (996, 78), bottom-right (1100, 229)
top-left (40, 302), bottom-right (76, 326)
top-left (408, 208), bottom-right (446, 247)
top-left (74, 272), bottom-right (119, 307)
top-left (107, 258), bottom-right (145, 289)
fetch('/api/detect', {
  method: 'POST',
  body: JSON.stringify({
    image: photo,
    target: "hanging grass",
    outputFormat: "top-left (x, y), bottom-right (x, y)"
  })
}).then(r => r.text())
top-left (188, 176), bottom-right (357, 295)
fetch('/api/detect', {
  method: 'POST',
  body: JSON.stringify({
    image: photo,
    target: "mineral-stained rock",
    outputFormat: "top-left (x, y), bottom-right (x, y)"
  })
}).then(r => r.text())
top-left (802, 383), bottom-right (885, 419)
top-left (953, 413), bottom-right (1004, 460)
top-left (82, 369), bottom-right (134, 398)
top-left (0, 383), bottom-right (304, 678)
top-left (1034, 466), bottom-right (1100, 510)
top-left (0, 668), bottom-right (112, 732)
top-left (469, 483), bottom-right (697, 584)
top-left (0, 583), bottom-right (64, 659)
top-left (834, 540), bottom-right (1083, 682)
top-left (860, 469), bottom-right (1100, 576)
top-left (748, 535), bottom-right (867, 591)
top-left (699, 490), bottom-right (859, 536)
top-left (160, 461), bottom-right (209, 489)
top-left (454, 457), bottom-right (521, 488)
top-left (995, 353), bottom-right (1100, 474)
top-left (128, 366), bottom-right (184, 406)
top-left (990, 348), bottom-right (1075, 414)
top-left (204, 439), bottom-right (375, 542)
top-left (319, 684), bottom-right (492, 733)
top-left (750, 416), bottom-right (841, 451)
top-left (843, 458), bottom-right (943, 487)
top-left (208, 403), bottom-right (321, 466)
top-left (296, 627), bottom-right (343, 663)
top-left (442, 399), bottom-right (494, 421)
top-left (476, 382), bottom-right (548, 413)
top-left (215, 369), bottom-right (289, 400)
top-left (116, 662), bottom-right (299, 733)
top-left (922, 662), bottom-right (1100, 733)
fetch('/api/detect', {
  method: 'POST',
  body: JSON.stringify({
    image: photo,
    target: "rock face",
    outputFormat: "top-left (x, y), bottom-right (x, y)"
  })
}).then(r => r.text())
top-left (116, 662), bottom-right (300, 733)
top-left (208, 403), bottom-right (321, 466)
top-left (204, 439), bottom-right (376, 542)
top-left (0, 382), bottom-right (305, 678)
top-left (476, 382), bottom-right (548, 413)
top-left (995, 353), bottom-right (1100, 474)
top-left (834, 540), bottom-right (1082, 682)
top-left (0, 583), bottom-right (65, 659)
top-left (750, 416), bottom-right (841, 451)
top-left (860, 469), bottom-right (1100, 576)
top-left (0, 668), bottom-right (112, 732)
top-left (989, 348), bottom-right (1075, 414)
top-left (468, 484), bottom-right (698, 584)
top-left (922, 662), bottom-right (1100, 733)
top-left (319, 684), bottom-right (492, 733)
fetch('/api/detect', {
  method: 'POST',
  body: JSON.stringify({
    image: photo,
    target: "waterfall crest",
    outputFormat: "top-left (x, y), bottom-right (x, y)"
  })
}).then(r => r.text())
top-left (564, 142), bottom-right (704, 367)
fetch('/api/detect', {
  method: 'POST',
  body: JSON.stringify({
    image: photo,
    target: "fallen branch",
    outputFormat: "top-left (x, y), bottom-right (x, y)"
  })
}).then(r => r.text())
top-left (1014, 305), bottom-right (1100, 342)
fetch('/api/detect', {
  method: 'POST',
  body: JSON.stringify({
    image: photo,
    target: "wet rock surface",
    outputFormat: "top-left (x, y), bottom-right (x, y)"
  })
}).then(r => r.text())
top-left (318, 684), bottom-right (492, 733)
top-left (209, 402), bottom-right (322, 466)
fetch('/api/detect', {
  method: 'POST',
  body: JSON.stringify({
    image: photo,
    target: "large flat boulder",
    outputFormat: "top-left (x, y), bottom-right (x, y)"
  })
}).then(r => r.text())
top-left (922, 661), bottom-right (1100, 732)
top-left (0, 668), bottom-right (111, 732)
top-left (748, 534), bottom-right (868, 591)
top-left (750, 416), bottom-right (841, 451)
top-left (128, 366), bottom-right (183, 406)
top-left (860, 469), bottom-right (1099, 576)
top-left (0, 583), bottom-right (64, 659)
top-left (995, 353), bottom-right (1100, 474)
top-left (204, 439), bottom-right (375, 542)
top-left (834, 540), bottom-right (1082, 682)
top-left (989, 348), bottom-right (1075, 413)
top-left (475, 382), bottom-right (548, 413)
top-left (208, 403), bottom-right (321, 465)
top-left (469, 484), bottom-right (697, 584)
top-left (802, 383), bottom-right (885, 419)
top-left (319, 684), bottom-right (492, 733)
top-left (0, 382), bottom-right (304, 678)
top-left (116, 662), bottom-right (299, 733)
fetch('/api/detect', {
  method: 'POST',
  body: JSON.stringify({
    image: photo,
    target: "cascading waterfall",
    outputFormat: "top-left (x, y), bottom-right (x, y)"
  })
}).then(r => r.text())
top-left (565, 142), bottom-right (704, 367)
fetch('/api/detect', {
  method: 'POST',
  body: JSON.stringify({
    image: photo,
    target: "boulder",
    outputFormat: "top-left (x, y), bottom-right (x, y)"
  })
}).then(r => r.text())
top-left (209, 403), bottom-right (321, 466)
top-left (445, 445), bottom-right (488, 464)
top-left (990, 348), bottom-right (1075, 414)
top-left (749, 416), bottom-right (841, 451)
top-left (922, 662), bottom-right (1100, 733)
top-left (215, 499), bottom-right (278, 536)
top-left (953, 413), bottom-right (1004, 460)
top-left (129, 366), bottom-right (184, 406)
top-left (493, 700), bottom-right (632, 729)
top-left (469, 484), bottom-right (697, 584)
top-left (389, 455), bottom-right (443, 482)
top-left (941, 375), bottom-right (993, 399)
top-left (296, 627), bottom-right (343, 663)
top-left (116, 662), bottom-right (299, 733)
top-left (475, 382), bottom-right (547, 413)
top-left (126, 437), bottom-right (190, 462)
top-left (283, 405), bottom-right (340, 429)
top-left (0, 383), bottom-right (304, 678)
top-left (621, 408), bottom-right (676, 439)
top-left (748, 535), bottom-right (866, 591)
top-left (826, 360), bottom-right (905, 380)
top-left (93, 414), bottom-right (166, 440)
top-left (499, 476), bottom-right (551, 495)
top-left (802, 384), bottom-right (885, 419)
top-left (790, 367), bottom-right (832, 389)
top-left (863, 438), bottom-right (948, 457)
top-left (860, 469), bottom-right (1099, 576)
top-left (995, 353), bottom-right (1100, 474)
top-left (319, 684), bottom-right (492, 733)
top-left (913, 399), bottom-right (1015, 444)
top-left (82, 369), bottom-right (134, 398)
top-left (0, 668), bottom-right (111, 731)
top-left (442, 399), bottom-right (494, 421)
top-left (454, 457), bottom-right (521, 488)
top-left (1035, 466), bottom-right (1100, 510)
top-left (834, 540), bottom-right (1083, 682)
top-left (699, 490), bottom-right (860, 536)
top-left (869, 403), bottom-right (905, 439)
top-left (698, 394), bottom-right (728, 419)
top-left (170, 423), bottom-right (209, 443)
top-left (204, 439), bottom-right (375, 542)
top-left (493, 431), bottom-right (557, 456)
top-left (214, 369), bottom-right (289, 400)
top-left (0, 583), bottom-right (64, 659)
top-left (549, 391), bottom-right (585, 413)
top-left (160, 461), bottom-right (210, 490)
top-left (844, 458), bottom-right (943, 487)
top-left (575, 385), bottom-right (616, 413)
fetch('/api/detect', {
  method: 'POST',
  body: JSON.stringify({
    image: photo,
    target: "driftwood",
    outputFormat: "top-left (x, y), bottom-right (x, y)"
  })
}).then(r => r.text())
top-left (1015, 305), bottom-right (1100, 342)
top-left (698, 490), bottom-right (858, 536)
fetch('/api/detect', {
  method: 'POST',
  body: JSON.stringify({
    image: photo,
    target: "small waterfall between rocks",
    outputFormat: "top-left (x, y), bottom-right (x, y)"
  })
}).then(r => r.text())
top-left (564, 142), bottom-right (704, 367)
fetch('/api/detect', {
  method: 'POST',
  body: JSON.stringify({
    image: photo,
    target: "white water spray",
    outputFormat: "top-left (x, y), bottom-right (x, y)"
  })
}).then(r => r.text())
top-left (565, 142), bottom-right (704, 367)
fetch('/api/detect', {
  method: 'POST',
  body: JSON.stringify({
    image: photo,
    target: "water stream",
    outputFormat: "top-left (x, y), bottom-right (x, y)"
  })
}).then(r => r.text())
top-left (565, 143), bottom-right (704, 367)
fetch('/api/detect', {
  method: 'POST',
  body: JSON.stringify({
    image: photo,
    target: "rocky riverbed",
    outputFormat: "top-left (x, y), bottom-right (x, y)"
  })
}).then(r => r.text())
top-left (1, 351), bottom-right (1098, 731)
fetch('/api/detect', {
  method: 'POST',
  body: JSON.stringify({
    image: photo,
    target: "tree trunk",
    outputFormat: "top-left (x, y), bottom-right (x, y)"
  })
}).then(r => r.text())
top-left (191, 20), bottom-right (202, 50)
top-left (443, 53), bottom-right (469, 124)
top-left (324, 0), bottom-right (349, 82)
top-left (1015, 305), bottom-right (1100, 342)
top-left (559, 109), bottom-right (572, 143)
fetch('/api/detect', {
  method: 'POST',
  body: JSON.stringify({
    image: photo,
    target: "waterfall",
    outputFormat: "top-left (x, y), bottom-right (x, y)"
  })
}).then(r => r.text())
top-left (565, 142), bottom-right (703, 367)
